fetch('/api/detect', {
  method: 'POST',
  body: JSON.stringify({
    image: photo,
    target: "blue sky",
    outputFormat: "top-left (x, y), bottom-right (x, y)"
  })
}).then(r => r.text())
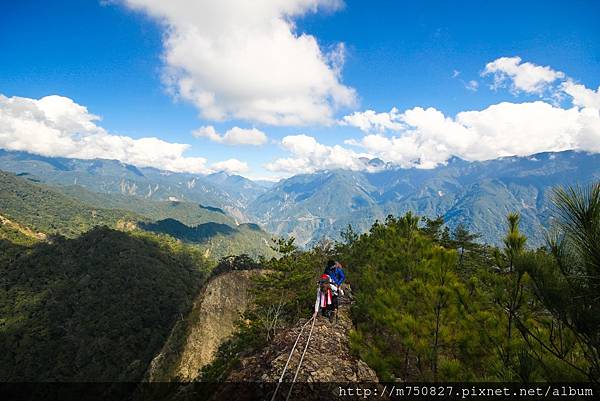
top-left (1, 0), bottom-right (599, 179)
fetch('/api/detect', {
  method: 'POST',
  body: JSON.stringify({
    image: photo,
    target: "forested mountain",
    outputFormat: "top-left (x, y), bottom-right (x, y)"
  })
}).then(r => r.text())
top-left (0, 172), bottom-right (271, 383)
top-left (0, 170), bottom-right (139, 238)
top-left (249, 151), bottom-right (600, 247)
top-left (54, 184), bottom-right (275, 259)
top-left (0, 171), bottom-right (275, 259)
top-left (56, 185), bottom-right (233, 226)
top-left (0, 227), bottom-right (212, 381)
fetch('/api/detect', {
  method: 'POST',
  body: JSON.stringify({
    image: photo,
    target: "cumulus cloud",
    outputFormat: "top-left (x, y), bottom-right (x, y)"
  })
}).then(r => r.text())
top-left (211, 158), bottom-right (250, 174)
top-left (561, 80), bottom-right (600, 109)
top-left (269, 60), bottom-right (600, 175)
top-left (339, 101), bottom-right (600, 169)
top-left (265, 134), bottom-right (370, 174)
top-left (0, 93), bottom-right (247, 174)
top-left (319, 57), bottom-right (599, 173)
top-left (340, 107), bottom-right (404, 133)
top-left (118, 0), bottom-right (356, 125)
top-left (192, 125), bottom-right (268, 146)
top-left (482, 56), bottom-right (565, 94)
top-left (302, 57), bottom-right (600, 174)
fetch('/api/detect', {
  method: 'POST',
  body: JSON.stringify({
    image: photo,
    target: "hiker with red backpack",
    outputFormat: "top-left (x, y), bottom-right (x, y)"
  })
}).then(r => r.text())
top-left (313, 273), bottom-right (339, 322)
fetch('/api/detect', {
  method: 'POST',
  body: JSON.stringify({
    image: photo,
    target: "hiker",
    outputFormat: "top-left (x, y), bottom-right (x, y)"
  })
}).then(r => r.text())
top-left (332, 261), bottom-right (346, 287)
top-left (313, 273), bottom-right (338, 322)
top-left (324, 259), bottom-right (336, 278)
top-left (324, 260), bottom-right (346, 294)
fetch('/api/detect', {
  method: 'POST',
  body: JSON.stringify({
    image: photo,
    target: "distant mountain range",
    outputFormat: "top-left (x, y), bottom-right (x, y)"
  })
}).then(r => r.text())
top-left (0, 149), bottom-right (266, 222)
top-left (249, 151), bottom-right (600, 247)
top-left (1, 148), bottom-right (599, 247)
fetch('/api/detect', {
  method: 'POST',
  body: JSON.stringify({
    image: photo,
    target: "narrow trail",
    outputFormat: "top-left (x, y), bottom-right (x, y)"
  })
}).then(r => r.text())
top-left (205, 296), bottom-right (378, 400)
top-left (224, 296), bottom-right (378, 381)
top-left (270, 315), bottom-right (316, 401)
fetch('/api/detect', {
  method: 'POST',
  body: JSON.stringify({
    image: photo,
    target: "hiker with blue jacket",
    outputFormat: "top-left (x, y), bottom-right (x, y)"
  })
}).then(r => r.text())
top-left (324, 260), bottom-right (345, 292)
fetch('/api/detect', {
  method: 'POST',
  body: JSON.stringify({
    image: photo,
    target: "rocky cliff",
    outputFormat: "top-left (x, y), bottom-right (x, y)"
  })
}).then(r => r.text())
top-left (146, 269), bottom-right (263, 381)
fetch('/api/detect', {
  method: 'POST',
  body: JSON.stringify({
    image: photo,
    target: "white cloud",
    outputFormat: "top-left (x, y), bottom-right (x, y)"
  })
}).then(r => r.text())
top-left (192, 126), bottom-right (220, 143)
top-left (192, 125), bottom-right (268, 146)
top-left (341, 101), bottom-right (600, 169)
top-left (270, 56), bottom-right (600, 175)
top-left (267, 57), bottom-right (600, 173)
top-left (0, 93), bottom-right (220, 174)
top-left (339, 107), bottom-right (404, 133)
top-left (265, 134), bottom-right (370, 174)
top-left (561, 80), bottom-right (600, 109)
top-left (211, 158), bottom-right (250, 174)
top-left (330, 57), bottom-right (600, 172)
top-left (119, 0), bottom-right (356, 125)
top-left (465, 80), bottom-right (479, 91)
top-left (482, 56), bottom-right (565, 94)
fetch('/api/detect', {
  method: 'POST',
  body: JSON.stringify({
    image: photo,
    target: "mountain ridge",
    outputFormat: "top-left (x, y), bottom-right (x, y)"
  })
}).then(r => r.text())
top-left (2, 148), bottom-right (599, 247)
top-left (247, 150), bottom-right (600, 247)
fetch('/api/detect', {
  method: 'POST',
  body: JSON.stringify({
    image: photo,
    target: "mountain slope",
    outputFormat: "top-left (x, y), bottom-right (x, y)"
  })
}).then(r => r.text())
top-left (139, 218), bottom-right (275, 260)
top-left (0, 170), bottom-right (139, 237)
top-left (3, 148), bottom-right (600, 248)
top-left (0, 227), bottom-right (211, 381)
top-left (0, 170), bottom-right (275, 259)
top-left (56, 184), bottom-right (234, 227)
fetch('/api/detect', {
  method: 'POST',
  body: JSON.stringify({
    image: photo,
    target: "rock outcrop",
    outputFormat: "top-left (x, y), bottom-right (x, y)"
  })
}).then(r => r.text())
top-left (142, 281), bottom-right (379, 400)
top-left (226, 298), bottom-right (378, 383)
top-left (146, 269), bottom-right (263, 381)
top-left (204, 297), bottom-right (378, 400)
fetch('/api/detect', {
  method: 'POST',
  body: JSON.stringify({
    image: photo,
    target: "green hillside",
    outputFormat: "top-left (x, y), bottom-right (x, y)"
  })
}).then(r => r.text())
top-left (55, 185), bottom-right (276, 260)
top-left (57, 185), bottom-right (233, 227)
top-left (0, 227), bottom-right (212, 381)
top-left (0, 172), bottom-right (272, 382)
top-left (0, 170), bottom-right (139, 237)
top-left (138, 219), bottom-right (275, 260)
top-left (0, 171), bottom-right (275, 260)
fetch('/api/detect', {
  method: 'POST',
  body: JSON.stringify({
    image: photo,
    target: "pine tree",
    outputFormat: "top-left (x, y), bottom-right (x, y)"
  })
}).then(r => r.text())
top-left (452, 223), bottom-right (480, 271)
top-left (519, 183), bottom-right (600, 381)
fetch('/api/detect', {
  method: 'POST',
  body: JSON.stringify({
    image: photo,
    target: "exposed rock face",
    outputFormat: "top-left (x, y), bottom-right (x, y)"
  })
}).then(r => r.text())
top-left (115, 219), bottom-right (137, 231)
top-left (146, 270), bottom-right (262, 381)
top-left (225, 299), bottom-right (378, 383)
